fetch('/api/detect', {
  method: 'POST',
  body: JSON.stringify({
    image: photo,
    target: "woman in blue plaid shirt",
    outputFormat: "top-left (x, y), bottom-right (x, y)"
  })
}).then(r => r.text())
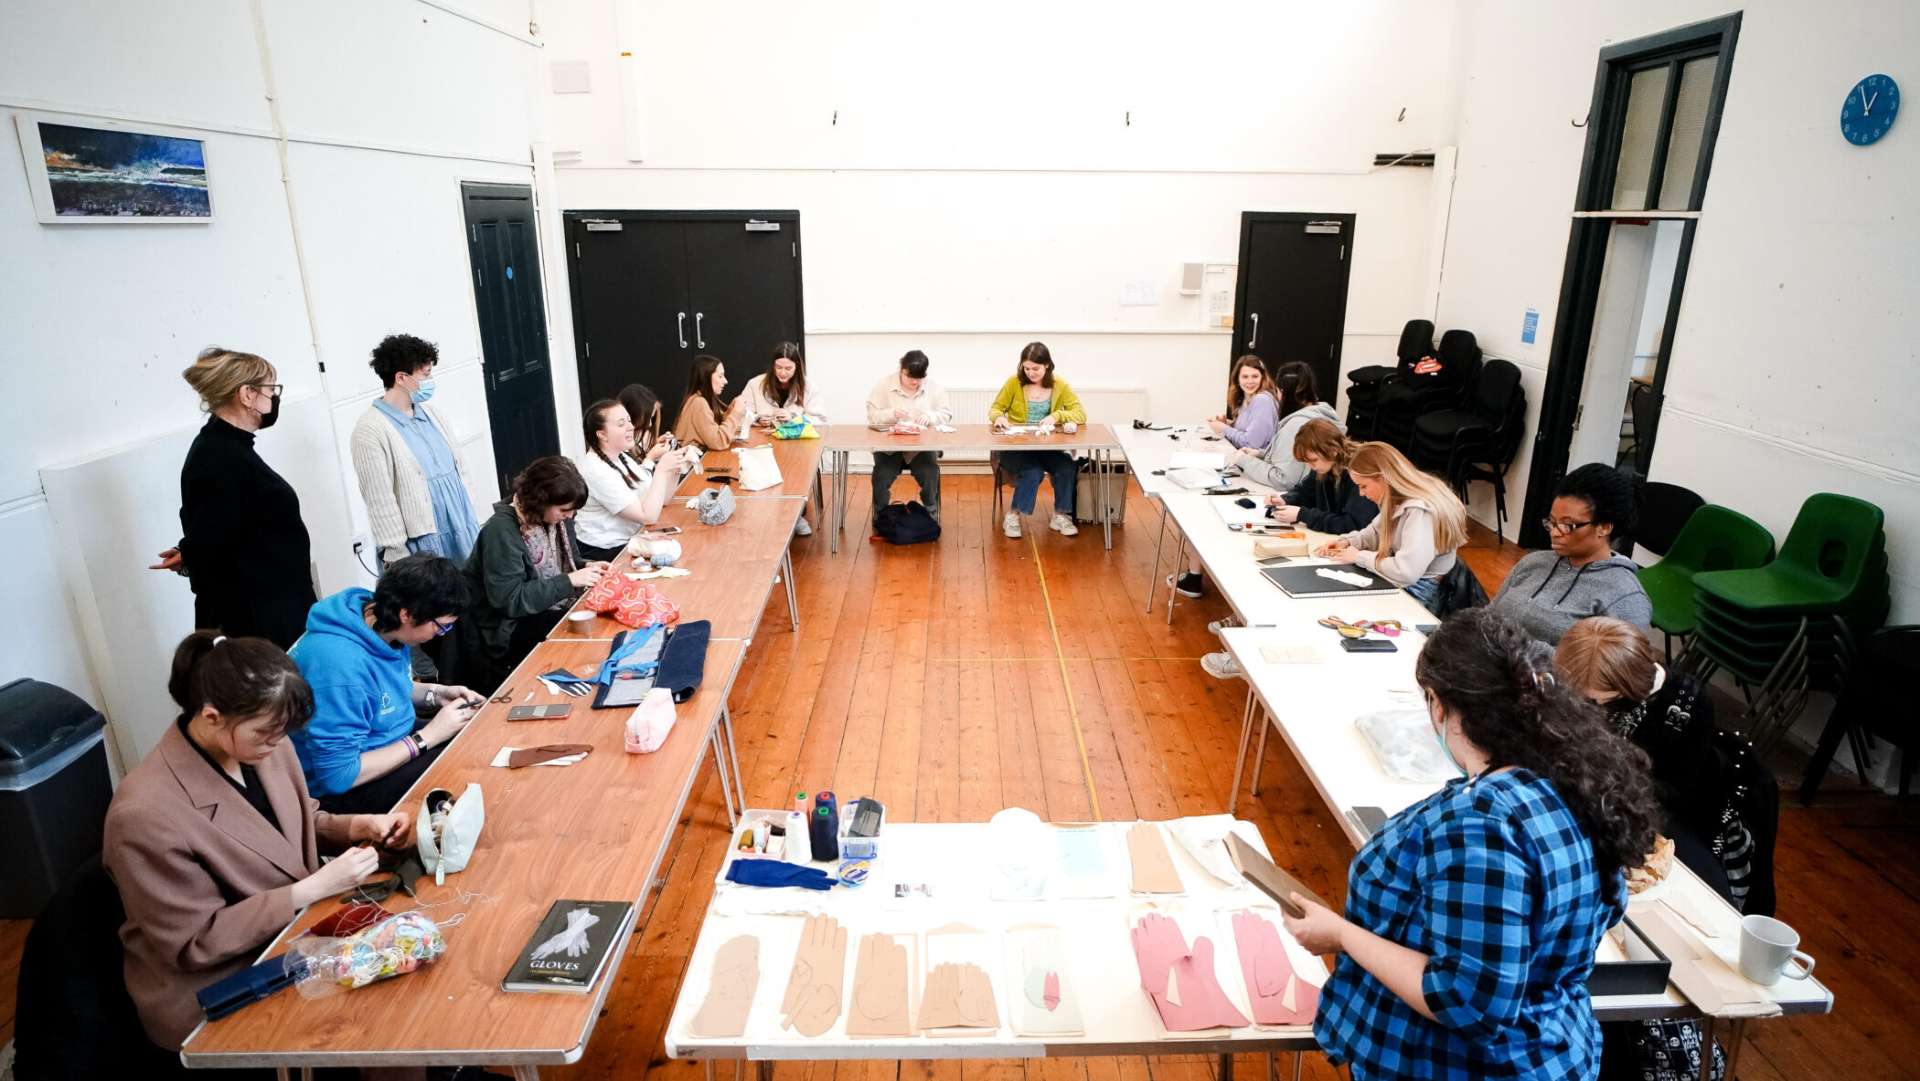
top-left (1284, 609), bottom-right (1661, 1079)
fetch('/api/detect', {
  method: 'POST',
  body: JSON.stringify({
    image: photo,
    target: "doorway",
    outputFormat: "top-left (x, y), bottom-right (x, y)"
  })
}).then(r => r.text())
top-left (461, 182), bottom-right (561, 499)
top-left (1231, 212), bottom-right (1356, 404)
top-left (1519, 13), bottom-right (1739, 548)
top-left (563, 210), bottom-right (805, 426)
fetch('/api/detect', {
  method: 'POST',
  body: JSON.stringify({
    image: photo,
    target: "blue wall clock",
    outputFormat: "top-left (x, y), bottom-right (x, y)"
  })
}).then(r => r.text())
top-left (1840, 73), bottom-right (1899, 146)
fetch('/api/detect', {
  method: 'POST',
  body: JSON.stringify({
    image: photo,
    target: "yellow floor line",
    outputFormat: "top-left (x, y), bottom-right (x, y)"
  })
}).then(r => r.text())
top-left (1029, 532), bottom-right (1102, 821)
top-left (930, 657), bottom-right (1205, 663)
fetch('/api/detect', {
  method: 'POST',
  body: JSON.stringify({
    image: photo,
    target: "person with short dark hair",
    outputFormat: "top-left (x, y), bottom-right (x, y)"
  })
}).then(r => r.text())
top-left (350, 333), bottom-right (481, 566)
top-left (1488, 462), bottom-right (1650, 644)
top-left (458, 457), bottom-right (608, 690)
top-left (1285, 609), bottom-right (1659, 1080)
top-left (288, 555), bottom-right (482, 814)
top-left (104, 632), bottom-right (411, 1052)
top-left (864, 349), bottom-right (953, 522)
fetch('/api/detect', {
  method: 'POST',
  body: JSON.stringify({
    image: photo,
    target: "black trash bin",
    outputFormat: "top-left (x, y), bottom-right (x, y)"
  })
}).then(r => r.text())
top-left (0, 677), bottom-right (111, 917)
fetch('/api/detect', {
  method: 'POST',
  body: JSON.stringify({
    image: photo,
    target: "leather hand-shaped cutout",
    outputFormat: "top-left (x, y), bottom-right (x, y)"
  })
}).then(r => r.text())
top-left (1230, 911), bottom-right (1319, 1025)
top-left (779, 914), bottom-right (847, 1036)
top-left (1130, 913), bottom-right (1249, 1031)
top-left (845, 933), bottom-right (912, 1037)
top-left (690, 935), bottom-right (759, 1037)
top-left (920, 962), bottom-right (999, 1030)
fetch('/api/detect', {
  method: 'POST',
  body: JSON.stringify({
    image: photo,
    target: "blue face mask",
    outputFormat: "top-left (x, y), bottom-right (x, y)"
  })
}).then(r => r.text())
top-left (409, 377), bottom-right (437, 404)
top-left (1428, 698), bottom-right (1468, 778)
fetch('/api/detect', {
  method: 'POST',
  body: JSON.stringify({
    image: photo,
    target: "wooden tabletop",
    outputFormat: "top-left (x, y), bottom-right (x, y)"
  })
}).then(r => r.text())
top-left (820, 422), bottom-right (1120, 453)
top-left (674, 435), bottom-right (825, 501)
top-left (563, 496), bottom-right (803, 643)
top-left (182, 637), bottom-right (747, 1068)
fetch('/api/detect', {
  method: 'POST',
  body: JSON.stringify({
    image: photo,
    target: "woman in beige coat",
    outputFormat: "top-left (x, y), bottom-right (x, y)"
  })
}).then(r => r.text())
top-left (104, 632), bottom-right (413, 1050)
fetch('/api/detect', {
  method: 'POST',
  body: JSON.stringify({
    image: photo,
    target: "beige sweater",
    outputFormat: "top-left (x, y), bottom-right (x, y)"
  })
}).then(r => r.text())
top-left (350, 401), bottom-right (471, 563)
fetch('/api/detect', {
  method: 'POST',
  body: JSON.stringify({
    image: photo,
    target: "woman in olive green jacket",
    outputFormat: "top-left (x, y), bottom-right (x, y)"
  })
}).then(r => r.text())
top-left (988, 342), bottom-right (1087, 539)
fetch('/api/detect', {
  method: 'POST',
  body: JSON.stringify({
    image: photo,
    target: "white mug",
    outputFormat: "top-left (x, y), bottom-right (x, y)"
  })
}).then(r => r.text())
top-left (1738, 914), bottom-right (1815, 986)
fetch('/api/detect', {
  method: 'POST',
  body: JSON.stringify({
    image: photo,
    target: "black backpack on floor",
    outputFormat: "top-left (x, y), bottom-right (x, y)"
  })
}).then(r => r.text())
top-left (873, 501), bottom-right (940, 545)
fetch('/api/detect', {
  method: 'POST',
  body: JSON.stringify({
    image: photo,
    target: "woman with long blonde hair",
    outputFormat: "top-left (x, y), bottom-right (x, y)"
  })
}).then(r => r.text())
top-left (1317, 442), bottom-right (1468, 613)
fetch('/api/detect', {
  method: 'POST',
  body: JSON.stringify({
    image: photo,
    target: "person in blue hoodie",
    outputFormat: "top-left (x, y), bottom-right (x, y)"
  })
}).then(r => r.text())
top-left (289, 555), bottom-right (481, 814)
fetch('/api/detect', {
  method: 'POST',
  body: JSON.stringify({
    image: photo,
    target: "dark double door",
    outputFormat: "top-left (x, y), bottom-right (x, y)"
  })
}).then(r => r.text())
top-left (462, 182), bottom-right (561, 498)
top-left (1231, 212), bottom-right (1356, 405)
top-left (565, 211), bottom-right (805, 425)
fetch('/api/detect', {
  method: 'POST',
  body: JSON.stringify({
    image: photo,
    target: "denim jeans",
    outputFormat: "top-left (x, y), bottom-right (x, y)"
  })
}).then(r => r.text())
top-left (1405, 574), bottom-right (1443, 614)
top-left (1002, 450), bottom-right (1075, 515)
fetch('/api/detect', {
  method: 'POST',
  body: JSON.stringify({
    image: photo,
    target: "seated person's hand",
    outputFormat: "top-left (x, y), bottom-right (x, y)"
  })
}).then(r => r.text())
top-left (298, 845), bottom-right (381, 905)
top-left (1314, 539), bottom-right (1350, 557)
top-left (1413, 354), bottom-right (1442, 375)
top-left (916, 413), bottom-right (940, 427)
top-left (644, 440), bottom-right (671, 462)
top-left (150, 547), bottom-right (185, 574)
top-left (438, 685), bottom-right (485, 709)
top-left (353, 811), bottom-right (414, 849)
top-left (892, 408), bottom-right (912, 422)
top-left (1038, 416), bottom-right (1057, 433)
top-left (1266, 493), bottom-right (1287, 507)
top-left (1325, 545), bottom-right (1362, 565)
top-left (419, 699), bottom-right (477, 748)
top-left (1206, 418), bottom-right (1230, 435)
top-left (568, 563), bottom-right (608, 588)
top-left (992, 415), bottom-right (1009, 431)
top-left (1271, 504), bottom-right (1301, 525)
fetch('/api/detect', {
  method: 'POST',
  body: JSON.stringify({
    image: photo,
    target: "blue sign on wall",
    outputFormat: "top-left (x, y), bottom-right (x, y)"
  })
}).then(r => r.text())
top-left (1521, 307), bottom-right (1539, 345)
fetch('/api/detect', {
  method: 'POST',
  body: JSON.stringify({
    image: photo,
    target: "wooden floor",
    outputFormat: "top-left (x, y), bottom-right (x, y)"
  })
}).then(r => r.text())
top-left (1, 475), bottom-right (1914, 1079)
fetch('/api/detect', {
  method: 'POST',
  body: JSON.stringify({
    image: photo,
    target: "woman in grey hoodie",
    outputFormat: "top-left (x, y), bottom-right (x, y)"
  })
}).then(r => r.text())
top-left (1489, 463), bottom-right (1652, 644)
top-left (1231, 361), bottom-right (1343, 491)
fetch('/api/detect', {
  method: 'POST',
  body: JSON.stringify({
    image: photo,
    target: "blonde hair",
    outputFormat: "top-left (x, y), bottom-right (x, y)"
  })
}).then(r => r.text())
top-left (182, 347), bottom-right (275, 412)
top-left (1347, 441), bottom-right (1467, 556)
top-left (1292, 419), bottom-right (1356, 474)
top-left (1226, 355), bottom-right (1275, 419)
top-left (1555, 617), bottom-right (1658, 702)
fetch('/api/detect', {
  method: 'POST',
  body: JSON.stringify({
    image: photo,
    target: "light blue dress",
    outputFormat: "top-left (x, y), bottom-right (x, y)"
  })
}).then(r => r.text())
top-left (372, 399), bottom-right (480, 565)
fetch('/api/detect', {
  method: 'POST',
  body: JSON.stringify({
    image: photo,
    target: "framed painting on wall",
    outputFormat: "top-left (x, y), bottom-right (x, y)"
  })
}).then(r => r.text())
top-left (13, 111), bottom-right (212, 223)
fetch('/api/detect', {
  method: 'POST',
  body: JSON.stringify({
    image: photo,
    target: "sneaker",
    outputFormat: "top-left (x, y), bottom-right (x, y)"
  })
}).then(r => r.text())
top-left (793, 517), bottom-right (813, 536)
top-left (1200, 651), bottom-right (1243, 679)
top-left (1003, 512), bottom-right (1022, 538)
top-left (1206, 618), bottom-right (1235, 637)
top-left (1050, 513), bottom-right (1079, 536)
top-left (1172, 572), bottom-right (1205, 599)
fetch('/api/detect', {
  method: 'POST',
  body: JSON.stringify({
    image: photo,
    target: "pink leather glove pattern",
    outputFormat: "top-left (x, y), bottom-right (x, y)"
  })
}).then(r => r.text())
top-left (1129, 913), bottom-right (1249, 1031)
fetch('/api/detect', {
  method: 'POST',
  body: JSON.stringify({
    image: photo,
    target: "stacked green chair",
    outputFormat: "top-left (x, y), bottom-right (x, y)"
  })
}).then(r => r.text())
top-left (1636, 504), bottom-right (1776, 658)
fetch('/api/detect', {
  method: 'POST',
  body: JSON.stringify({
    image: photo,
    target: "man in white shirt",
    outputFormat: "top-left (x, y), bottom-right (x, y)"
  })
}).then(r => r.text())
top-left (863, 350), bottom-right (952, 522)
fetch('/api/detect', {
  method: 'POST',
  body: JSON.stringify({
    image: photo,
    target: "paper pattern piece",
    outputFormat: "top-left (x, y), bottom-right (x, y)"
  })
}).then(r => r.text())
top-left (1315, 567), bottom-right (1374, 588)
top-left (1165, 819), bottom-right (1244, 888)
top-left (1127, 822), bottom-right (1183, 894)
top-left (1259, 644), bottom-right (1321, 665)
top-left (1129, 913), bottom-right (1249, 1031)
top-left (845, 933), bottom-right (913, 1037)
top-left (1004, 926), bottom-right (1083, 1036)
top-left (1231, 911), bottom-right (1319, 1025)
top-left (690, 935), bottom-right (760, 1037)
top-left (1630, 907), bottom-right (1781, 1019)
top-left (780, 914), bottom-right (847, 1035)
top-left (1055, 827), bottom-right (1116, 898)
top-left (919, 963), bottom-right (1000, 1030)
top-left (502, 744), bottom-right (593, 769)
top-left (1168, 468), bottom-right (1223, 490)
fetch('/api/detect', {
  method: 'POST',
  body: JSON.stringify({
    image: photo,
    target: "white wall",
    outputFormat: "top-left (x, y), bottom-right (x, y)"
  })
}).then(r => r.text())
top-left (1437, 0), bottom-right (1920, 624)
top-left (538, 0), bottom-right (1458, 425)
top-left (0, 0), bottom-right (546, 768)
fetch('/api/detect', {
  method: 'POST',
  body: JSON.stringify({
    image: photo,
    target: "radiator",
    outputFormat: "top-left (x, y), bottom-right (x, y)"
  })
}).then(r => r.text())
top-left (943, 387), bottom-right (1150, 462)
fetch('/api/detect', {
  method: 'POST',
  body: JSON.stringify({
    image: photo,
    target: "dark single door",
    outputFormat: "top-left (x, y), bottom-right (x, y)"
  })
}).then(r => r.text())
top-left (569, 217), bottom-right (691, 414)
top-left (462, 182), bottom-right (559, 498)
top-left (1232, 213), bottom-right (1356, 405)
top-left (683, 218), bottom-right (804, 408)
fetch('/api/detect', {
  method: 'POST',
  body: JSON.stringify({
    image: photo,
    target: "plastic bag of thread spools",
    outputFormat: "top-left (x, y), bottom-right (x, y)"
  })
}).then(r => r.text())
top-left (1354, 709), bottom-right (1461, 784)
top-left (283, 910), bottom-right (446, 997)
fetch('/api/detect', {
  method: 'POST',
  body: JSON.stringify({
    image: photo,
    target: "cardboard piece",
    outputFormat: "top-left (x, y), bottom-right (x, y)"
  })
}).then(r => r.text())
top-left (1225, 834), bottom-right (1331, 920)
top-left (689, 934), bottom-right (760, 1037)
top-left (1630, 906), bottom-right (1781, 1019)
top-left (1127, 822), bottom-right (1183, 894)
top-left (845, 932), bottom-right (913, 1037)
top-left (780, 914), bottom-right (847, 1036)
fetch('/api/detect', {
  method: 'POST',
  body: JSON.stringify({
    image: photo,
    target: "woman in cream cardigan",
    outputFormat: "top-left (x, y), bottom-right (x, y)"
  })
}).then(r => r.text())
top-left (350, 333), bottom-right (480, 567)
top-left (988, 342), bottom-right (1086, 539)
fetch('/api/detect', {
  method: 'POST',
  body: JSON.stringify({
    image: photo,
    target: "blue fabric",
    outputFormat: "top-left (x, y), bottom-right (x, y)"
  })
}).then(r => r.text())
top-left (1405, 575), bottom-right (1444, 614)
top-left (595, 624), bottom-right (665, 687)
top-left (288, 588), bottom-right (416, 797)
top-left (372, 399), bottom-right (480, 564)
top-left (725, 858), bottom-right (835, 891)
top-left (1316, 769), bottom-right (1622, 1080)
top-left (1002, 450), bottom-right (1076, 515)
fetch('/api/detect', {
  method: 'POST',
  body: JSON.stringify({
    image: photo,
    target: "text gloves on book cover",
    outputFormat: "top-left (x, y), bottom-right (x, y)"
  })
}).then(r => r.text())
top-left (503, 900), bottom-right (636, 994)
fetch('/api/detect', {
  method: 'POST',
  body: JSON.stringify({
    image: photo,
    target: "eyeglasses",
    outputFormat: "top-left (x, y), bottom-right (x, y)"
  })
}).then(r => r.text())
top-left (248, 382), bottom-right (285, 398)
top-left (431, 617), bottom-right (457, 637)
top-left (1540, 517), bottom-right (1594, 535)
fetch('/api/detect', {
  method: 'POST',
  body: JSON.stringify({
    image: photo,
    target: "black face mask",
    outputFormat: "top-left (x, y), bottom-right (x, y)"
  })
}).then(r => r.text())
top-left (257, 391), bottom-right (281, 430)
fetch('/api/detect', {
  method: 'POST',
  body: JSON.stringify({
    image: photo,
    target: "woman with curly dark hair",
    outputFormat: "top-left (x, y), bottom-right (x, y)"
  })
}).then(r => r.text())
top-left (1284, 608), bottom-right (1660, 1080)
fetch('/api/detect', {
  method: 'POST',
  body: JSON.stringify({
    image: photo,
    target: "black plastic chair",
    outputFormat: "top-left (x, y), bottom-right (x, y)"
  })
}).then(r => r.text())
top-left (1625, 382), bottom-right (1659, 475)
top-left (1377, 329), bottom-right (1481, 450)
top-left (1802, 624), bottom-right (1920, 802)
top-left (1345, 319), bottom-right (1432, 438)
top-left (1616, 480), bottom-right (1704, 557)
top-left (1439, 361), bottom-right (1526, 542)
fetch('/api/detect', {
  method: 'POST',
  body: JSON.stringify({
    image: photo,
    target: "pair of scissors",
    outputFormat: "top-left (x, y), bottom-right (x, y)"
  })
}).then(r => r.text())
top-left (490, 685), bottom-right (516, 704)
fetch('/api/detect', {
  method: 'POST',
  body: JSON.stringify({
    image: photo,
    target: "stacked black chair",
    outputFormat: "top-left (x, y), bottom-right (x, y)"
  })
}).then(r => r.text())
top-left (1615, 480), bottom-right (1704, 557)
top-left (1344, 319), bottom-right (1432, 439)
top-left (1409, 358), bottom-right (1525, 541)
top-left (1802, 624), bottom-right (1920, 802)
top-left (1377, 329), bottom-right (1481, 450)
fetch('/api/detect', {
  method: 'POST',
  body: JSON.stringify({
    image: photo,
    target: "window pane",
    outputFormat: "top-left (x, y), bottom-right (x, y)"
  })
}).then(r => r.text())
top-left (1611, 66), bottom-right (1669, 210)
top-left (1658, 56), bottom-right (1719, 210)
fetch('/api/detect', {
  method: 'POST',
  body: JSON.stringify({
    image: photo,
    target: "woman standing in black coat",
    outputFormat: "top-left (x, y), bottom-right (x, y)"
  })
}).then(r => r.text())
top-left (152, 347), bottom-right (316, 649)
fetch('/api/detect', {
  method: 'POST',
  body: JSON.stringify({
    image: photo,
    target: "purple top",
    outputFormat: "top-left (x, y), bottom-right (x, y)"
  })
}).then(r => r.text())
top-left (1223, 391), bottom-right (1280, 450)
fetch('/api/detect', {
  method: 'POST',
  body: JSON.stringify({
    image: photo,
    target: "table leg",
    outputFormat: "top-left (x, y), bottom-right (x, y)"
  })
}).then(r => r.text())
top-left (1721, 1018), bottom-right (1746, 1080)
top-left (1291, 1052), bottom-right (1303, 1081)
top-left (706, 1062), bottom-right (716, 1081)
top-left (722, 706), bottom-right (747, 821)
top-left (1145, 502), bottom-right (1168, 613)
top-left (783, 549), bottom-right (799, 631)
top-left (1229, 686), bottom-right (1256, 814)
top-left (1217, 1052), bottom-right (1234, 1081)
top-left (758, 1061), bottom-right (773, 1081)
top-left (1252, 705), bottom-right (1272, 795)
top-left (1102, 449), bottom-right (1114, 550)
top-left (711, 727), bottom-right (739, 830)
top-left (1166, 536), bottom-right (1185, 625)
top-left (513, 1068), bottom-right (541, 1081)
top-left (1696, 1016), bottom-right (1717, 1081)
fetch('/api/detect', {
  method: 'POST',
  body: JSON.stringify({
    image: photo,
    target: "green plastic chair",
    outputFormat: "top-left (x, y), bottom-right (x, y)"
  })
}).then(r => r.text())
top-left (1693, 493), bottom-right (1886, 616)
top-left (1636, 504), bottom-right (1776, 640)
